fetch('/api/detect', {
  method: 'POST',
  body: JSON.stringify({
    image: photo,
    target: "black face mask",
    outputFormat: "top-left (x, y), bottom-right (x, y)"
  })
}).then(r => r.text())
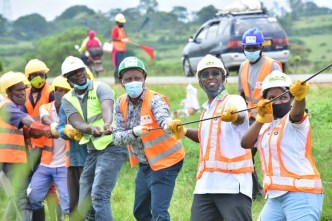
top-left (118, 24), bottom-right (124, 28)
top-left (272, 101), bottom-right (291, 119)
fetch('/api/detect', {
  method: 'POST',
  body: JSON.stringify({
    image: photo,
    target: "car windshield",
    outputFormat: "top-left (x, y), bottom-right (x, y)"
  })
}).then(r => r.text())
top-left (232, 17), bottom-right (283, 36)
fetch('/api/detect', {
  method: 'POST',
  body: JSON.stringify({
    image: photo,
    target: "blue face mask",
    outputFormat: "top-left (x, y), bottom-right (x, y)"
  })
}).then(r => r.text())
top-left (200, 82), bottom-right (225, 98)
top-left (124, 81), bottom-right (143, 98)
top-left (73, 79), bottom-right (90, 90)
top-left (244, 50), bottom-right (261, 62)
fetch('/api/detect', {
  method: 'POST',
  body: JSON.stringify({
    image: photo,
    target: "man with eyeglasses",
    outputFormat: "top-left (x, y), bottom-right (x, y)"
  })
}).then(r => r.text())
top-left (166, 54), bottom-right (253, 221)
top-left (237, 27), bottom-right (283, 200)
top-left (60, 56), bottom-right (127, 220)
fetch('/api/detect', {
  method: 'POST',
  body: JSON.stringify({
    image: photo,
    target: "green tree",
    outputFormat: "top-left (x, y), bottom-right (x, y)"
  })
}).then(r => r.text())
top-left (194, 5), bottom-right (218, 24)
top-left (0, 15), bottom-right (8, 34)
top-left (171, 6), bottom-right (189, 23)
top-left (55, 5), bottom-right (96, 20)
top-left (12, 14), bottom-right (50, 40)
top-left (138, 0), bottom-right (159, 14)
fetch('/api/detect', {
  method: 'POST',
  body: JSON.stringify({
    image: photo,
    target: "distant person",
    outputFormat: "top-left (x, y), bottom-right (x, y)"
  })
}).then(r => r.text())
top-left (111, 13), bottom-right (130, 83)
top-left (113, 56), bottom-right (185, 221)
top-left (237, 27), bottom-right (282, 199)
top-left (166, 55), bottom-right (253, 221)
top-left (241, 70), bottom-right (323, 220)
top-left (78, 30), bottom-right (102, 66)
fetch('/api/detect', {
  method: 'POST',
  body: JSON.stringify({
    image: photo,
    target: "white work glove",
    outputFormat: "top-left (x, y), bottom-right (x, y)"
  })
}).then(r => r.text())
top-left (50, 122), bottom-right (59, 138)
top-left (163, 118), bottom-right (173, 133)
top-left (132, 126), bottom-right (150, 137)
top-left (121, 38), bottom-right (130, 43)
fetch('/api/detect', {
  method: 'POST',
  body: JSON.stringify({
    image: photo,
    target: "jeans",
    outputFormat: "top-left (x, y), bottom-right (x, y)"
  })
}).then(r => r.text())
top-left (78, 144), bottom-right (127, 221)
top-left (259, 192), bottom-right (324, 221)
top-left (28, 165), bottom-right (69, 214)
top-left (134, 160), bottom-right (183, 221)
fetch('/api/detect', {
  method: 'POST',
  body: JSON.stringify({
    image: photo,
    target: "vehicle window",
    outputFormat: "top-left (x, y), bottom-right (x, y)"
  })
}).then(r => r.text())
top-left (232, 17), bottom-right (283, 36)
top-left (195, 26), bottom-right (209, 41)
top-left (218, 19), bottom-right (229, 35)
top-left (206, 22), bottom-right (219, 40)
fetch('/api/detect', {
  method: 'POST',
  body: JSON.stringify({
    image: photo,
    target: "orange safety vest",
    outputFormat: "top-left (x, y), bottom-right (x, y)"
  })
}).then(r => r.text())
top-left (40, 102), bottom-right (70, 166)
top-left (0, 98), bottom-right (27, 163)
top-left (24, 84), bottom-right (53, 149)
top-left (241, 57), bottom-right (282, 118)
top-left (196, 95), bottom-right (254, 179)
top-left (119, 89), bottom-right (185, 171)
top-left (258, 114), bottom-right (323, 194)
top-left (112, 27), bottom-right (126, 51)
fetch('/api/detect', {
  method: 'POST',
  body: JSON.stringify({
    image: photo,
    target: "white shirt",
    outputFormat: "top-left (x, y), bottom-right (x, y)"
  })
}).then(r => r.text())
top-left (40, 102), bottom-right (66, 168)
top-left (257, 115), bottom-right (315, 198)
top-left (194, 93), bottom-right (252, 198)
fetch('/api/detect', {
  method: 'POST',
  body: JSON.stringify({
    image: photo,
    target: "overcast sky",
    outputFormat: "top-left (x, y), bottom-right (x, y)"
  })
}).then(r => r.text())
top-left (2, 0), bottom-right (331, 21)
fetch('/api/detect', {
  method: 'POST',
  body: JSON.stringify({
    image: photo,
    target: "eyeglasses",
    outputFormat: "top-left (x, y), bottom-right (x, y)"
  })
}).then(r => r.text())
top-left (200, 71), bottom-right (221, 79)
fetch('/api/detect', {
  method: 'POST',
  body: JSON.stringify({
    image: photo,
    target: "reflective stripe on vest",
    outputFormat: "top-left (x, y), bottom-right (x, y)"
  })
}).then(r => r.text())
top-left (64, 81), bottom-right (113, 150)
top-left (112, 28), bottom-right (126, 51)
top-left (40, 102), bottom-right (69, 165)
top-left (24, 84), bottom-right (53, 149)
top-left (0, 98), bottom-right (27, 163)
top-left (241, 57), bottom-right (281, 118)
top-left (196, 95), bottom-right (253, 179)
top-left (259, 114), bottom-right (323, 194)
top-left (119, 89), bottom-right (185, 171)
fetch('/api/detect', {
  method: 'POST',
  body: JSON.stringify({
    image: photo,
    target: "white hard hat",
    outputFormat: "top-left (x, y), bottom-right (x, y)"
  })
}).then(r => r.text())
top-left (61, 56), bottom-right (86, 77)
top-left (115, 13), bottom-right (126, 23)
top-left (196, 54), bottom-right (226, 77)
top-left (261, 70), bottom-right (292, 96)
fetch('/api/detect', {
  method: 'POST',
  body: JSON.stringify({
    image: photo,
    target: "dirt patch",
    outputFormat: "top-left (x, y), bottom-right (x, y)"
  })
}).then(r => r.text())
top-left (310, 83), bottom-right (332, 88)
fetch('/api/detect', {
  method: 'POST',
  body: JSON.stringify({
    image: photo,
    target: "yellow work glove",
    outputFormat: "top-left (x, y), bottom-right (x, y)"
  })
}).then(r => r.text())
top-left (221, 104), bottom-right (238, 122)
top-left (290, 80), bottom-right (309, 101)
top-left (64, 124), bottom-right (78, 139)
top-left (74, 132), bottom-right (83, 141)
top-left (167, 120), bottom-right (187, 140)
top-left (256, 99), bottom-right (274, 123)
top-left (50, 122), bottom-right (59, 138)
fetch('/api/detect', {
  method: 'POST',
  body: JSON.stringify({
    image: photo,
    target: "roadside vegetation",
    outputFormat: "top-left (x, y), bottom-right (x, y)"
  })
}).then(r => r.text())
top-left (0, 0), bottom-right (331, 77)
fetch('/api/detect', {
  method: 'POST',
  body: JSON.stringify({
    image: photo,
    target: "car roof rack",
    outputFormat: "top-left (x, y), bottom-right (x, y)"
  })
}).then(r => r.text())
top-left (216, 10), bottom-right (265, 17)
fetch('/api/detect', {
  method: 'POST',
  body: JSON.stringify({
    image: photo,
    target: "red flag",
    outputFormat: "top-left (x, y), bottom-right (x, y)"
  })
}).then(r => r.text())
top-left (138, 44), bottom-right (154, 61)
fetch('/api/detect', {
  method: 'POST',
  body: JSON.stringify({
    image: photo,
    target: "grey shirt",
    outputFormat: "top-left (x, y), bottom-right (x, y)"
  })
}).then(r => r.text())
top-left (112, 88), bottom-right (172, 164)
top-left (61, 81), bottom-right (114, 150)
top-left (237, 56), bottom-right (282, 94)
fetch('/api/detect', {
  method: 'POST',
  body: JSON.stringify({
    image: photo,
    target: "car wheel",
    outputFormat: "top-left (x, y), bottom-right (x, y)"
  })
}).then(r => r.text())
top-left (183, 58), bottom-right (194, 77)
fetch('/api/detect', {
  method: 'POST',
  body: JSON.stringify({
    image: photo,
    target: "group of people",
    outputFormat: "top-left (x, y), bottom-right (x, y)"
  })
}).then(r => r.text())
top-left (0, 25), bottom-right (324, 221)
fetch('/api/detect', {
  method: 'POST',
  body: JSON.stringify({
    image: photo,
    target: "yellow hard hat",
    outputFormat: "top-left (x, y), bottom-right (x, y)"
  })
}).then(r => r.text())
top-left (115, 13), bottom-right (126, 23)
top-left (25, 59), bottom-right (50, 77)
top-left (196, 54), bottom-right (226, 78)
top-left (0, 71), bottom-right (30, 93)
top-left (85, 67), bottom-right (94, 81)
top-left (51, 76), bottom-right (71, 91)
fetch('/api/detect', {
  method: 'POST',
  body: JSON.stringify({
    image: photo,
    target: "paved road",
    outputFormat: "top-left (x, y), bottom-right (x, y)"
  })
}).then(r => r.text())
top-left (98, 74), bottom-right (332, 84)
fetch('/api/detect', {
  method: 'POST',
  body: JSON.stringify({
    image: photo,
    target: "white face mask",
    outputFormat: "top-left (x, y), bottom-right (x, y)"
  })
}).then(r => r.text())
top-left (124, 81), bottom-right (143, 98)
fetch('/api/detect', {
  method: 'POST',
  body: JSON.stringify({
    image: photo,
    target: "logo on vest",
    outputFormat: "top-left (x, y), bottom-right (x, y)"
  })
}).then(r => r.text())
top-left (141, 115), bottom-right (153, 125)
top-left (87, 96), bottom-right (97, 100)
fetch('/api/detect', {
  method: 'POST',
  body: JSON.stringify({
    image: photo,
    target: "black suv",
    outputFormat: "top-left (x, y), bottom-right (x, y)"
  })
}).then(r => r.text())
top-left (182, 11), bottom-right (290, 76)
